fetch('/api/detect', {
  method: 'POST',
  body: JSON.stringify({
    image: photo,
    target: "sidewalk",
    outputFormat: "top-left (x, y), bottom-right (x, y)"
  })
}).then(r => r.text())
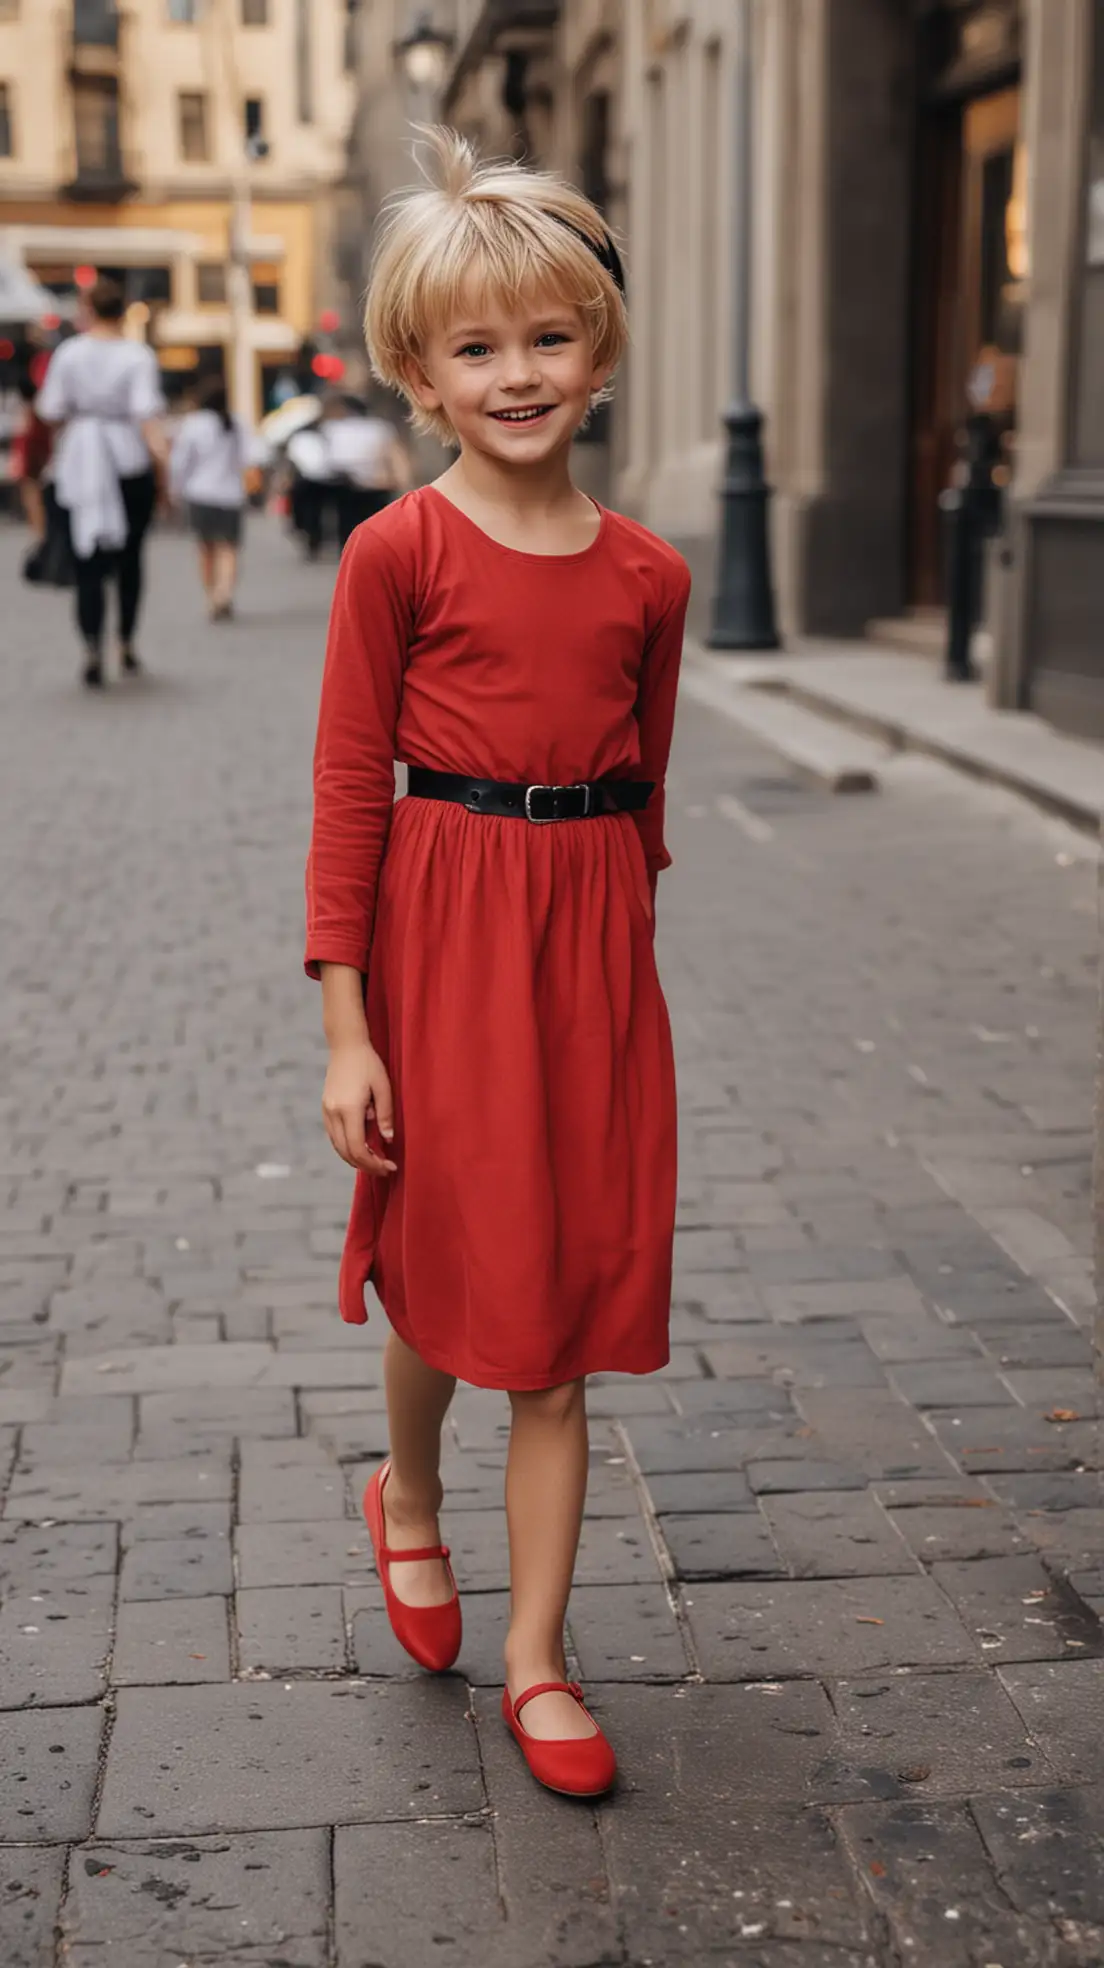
top-left (1, 518), bottom-right (1102, 1968)
top-left (683, 635), bottom-right (1104, 834)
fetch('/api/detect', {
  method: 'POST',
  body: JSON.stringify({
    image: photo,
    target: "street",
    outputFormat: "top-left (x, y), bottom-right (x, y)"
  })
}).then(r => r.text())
top-left (1, 514), bottom-right (1102, 1968)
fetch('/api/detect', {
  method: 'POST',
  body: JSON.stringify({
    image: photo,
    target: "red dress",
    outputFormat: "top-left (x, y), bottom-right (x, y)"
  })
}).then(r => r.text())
top-left (306, 485), bottom-right (690, 1389)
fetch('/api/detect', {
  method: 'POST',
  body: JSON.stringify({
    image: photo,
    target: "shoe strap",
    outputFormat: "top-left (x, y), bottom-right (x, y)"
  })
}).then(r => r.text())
top-left (512, 1679), bottom-right (585, 1719)
top-left (379, 1541), bottom-right (450, 1563)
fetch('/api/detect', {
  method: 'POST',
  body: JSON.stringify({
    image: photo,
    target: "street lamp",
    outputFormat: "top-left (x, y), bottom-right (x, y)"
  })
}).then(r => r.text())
top-left (396, 8), bottom-right (453, 97)
top-left (708, 0), bottom-right (779, 650)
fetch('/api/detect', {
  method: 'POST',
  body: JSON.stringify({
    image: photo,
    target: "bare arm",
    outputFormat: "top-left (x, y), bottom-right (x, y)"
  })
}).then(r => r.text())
top-left (318, 962), bottom-right (396, 1177)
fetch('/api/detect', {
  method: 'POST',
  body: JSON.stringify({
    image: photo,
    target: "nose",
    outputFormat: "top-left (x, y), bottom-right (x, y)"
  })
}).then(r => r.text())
top-left (499, 343), bottom-right (542, 392)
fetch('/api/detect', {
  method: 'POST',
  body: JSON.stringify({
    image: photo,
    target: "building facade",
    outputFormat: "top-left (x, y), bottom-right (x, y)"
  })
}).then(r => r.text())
top-left (0, 0), bottom-right (356, 418)
top-left (354, 1), bottom-right (1103, 733)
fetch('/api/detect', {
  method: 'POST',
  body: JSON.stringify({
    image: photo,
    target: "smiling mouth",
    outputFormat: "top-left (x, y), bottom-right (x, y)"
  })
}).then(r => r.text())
top-left (489, 406), bottom-right (554, 424)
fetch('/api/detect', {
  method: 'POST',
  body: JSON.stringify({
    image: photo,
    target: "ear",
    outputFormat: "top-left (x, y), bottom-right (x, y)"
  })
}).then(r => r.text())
top-left (589, 355), bottom-right (615, 397)
top-left (400, 356), bottom-right (442, 416)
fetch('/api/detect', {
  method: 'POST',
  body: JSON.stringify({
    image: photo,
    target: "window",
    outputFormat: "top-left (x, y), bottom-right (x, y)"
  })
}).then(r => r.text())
top-left (244, 96), bottom-right (264, 142)
top-left (197, 261), bottom-right (227, 304)
top-left (0, 83), bottom-right (12, 159)
top-left (178, 90), bottom-right (209, 162)
top-left (74, 0), bottom-right (118, 46)
top-left (295, 0), bottom-right (313, 122)
top-left (241, 0), bottom-right (267, 21)
top-left (1072, 0), bottom-right (1104, 464)
top-left (167, 0), bottom-right (199, 19)
top-left (252, 280), bottom-right (279, 314)
top-left (73, 76), bottom-right (121, 177)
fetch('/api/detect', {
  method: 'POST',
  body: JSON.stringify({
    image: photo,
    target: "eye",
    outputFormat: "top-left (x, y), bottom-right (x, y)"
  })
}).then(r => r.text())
top-left (457, 342), bottom-right (492, 359)
top-left (535, 332), bottom-right (569, 348)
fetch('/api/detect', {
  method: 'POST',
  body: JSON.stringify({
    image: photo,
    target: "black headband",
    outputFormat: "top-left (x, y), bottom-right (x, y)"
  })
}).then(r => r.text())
top-left (552, 216), bottom-right (626, 297)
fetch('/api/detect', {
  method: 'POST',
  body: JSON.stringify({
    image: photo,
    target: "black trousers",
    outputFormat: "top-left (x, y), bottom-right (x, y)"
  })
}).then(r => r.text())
top-left (335, 485), bottom-right (390, 549)
top-left (73, 470), bottom-right (157, 651)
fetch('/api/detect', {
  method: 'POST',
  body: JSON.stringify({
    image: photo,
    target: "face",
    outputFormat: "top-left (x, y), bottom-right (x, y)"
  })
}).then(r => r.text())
top-left (408, 287), bottom-right (611, 464)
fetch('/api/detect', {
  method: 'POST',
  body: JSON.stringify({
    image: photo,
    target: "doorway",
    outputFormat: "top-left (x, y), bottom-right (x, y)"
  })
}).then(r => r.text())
top-left (908, 82), bottom-right (1025, 606)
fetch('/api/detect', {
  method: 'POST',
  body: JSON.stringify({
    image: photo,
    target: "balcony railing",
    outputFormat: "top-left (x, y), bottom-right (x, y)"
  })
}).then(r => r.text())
top-left (73, 0), bottom-right (119, 49)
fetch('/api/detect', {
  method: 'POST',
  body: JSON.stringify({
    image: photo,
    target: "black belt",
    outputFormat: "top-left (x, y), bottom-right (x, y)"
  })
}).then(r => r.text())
top-left (407, 767), bottom-right (653, 824)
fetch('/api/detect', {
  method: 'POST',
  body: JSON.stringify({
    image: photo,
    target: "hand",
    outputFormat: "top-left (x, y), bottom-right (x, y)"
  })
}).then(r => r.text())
top-left (322, 1041), bottom-right (397, 1176)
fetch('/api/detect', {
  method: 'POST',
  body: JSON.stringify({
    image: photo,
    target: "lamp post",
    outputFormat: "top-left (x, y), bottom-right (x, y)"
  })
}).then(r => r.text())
top-left (395, 7), bottom-right (453, 113)
top-left (708, 0), bottom-right (779, 650)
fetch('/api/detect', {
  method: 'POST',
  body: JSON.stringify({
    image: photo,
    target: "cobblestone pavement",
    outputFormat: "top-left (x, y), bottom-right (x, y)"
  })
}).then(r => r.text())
top-left (1, 516), bottom-right (1101, 1968)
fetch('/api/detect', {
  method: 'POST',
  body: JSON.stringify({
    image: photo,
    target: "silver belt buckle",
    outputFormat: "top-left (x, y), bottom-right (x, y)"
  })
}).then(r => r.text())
top-left (524, 782), bottom-right (592, 823)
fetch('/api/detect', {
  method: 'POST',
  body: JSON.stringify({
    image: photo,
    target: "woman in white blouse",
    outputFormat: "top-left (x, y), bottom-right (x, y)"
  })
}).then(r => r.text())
top-left (168, 376), bottom-right (247, 622)
top-left (37, 277), bottom-right (168, 688)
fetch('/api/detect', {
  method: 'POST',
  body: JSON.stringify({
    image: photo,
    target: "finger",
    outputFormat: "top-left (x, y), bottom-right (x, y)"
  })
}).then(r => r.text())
top-left (371, 1069), bottom-right (395, 1142)
top-left (326, 1111), bottom-right (356, 1169)
top-left (362, 1149), bottom-right (398, 1178)
top-left (342, 1104), bottom-right (371, 1169)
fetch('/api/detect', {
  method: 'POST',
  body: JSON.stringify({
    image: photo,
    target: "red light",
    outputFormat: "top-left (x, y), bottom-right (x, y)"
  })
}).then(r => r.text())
top-left (0, 339), bottom-right (14, 361)
top-left (311, 352), bottom-right (345, 381)
top-left (319, 308), bottom-right (340, 334)
top-left (310, 353), bottom-right (329, 377)
top-left (40, 313), bottom-right (61, 332)
top-left (74, 264), bottom-right (98, 290)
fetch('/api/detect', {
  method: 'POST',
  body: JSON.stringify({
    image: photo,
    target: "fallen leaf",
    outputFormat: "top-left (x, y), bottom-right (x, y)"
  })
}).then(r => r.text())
top-left (898, 1764), bottom-right (932, 1784)
top-left (189, 1653), bottom-right (207, 1660)
top-left (1045, 1409), bottom-right (1080, 1424)
top-left (855, 1617), bottom-right (884, 1626)
top-left (870, 1861), bottom-right (887, 1878)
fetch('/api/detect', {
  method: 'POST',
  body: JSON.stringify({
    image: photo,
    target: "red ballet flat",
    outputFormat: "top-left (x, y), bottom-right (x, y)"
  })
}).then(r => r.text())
top-left (502, 1680), bottom-right (618, 1797)
top-left (362, 1460), bottom-right (462, 1673)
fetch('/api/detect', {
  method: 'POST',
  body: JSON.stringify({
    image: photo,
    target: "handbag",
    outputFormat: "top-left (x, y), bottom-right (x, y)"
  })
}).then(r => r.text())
top-left (22, 485), bottom-right (77, 589)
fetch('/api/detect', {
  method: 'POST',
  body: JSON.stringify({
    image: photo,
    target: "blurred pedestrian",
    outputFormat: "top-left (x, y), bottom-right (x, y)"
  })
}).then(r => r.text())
top-left (169, 375), bottom-right (247, 621)
top-left (36, 276), bottom-right (167, 688)
top-left (11, 374), bottom-right (52, 540)
top-left (306, 129), bottom-right (689, 1801)
top-left (285, 416), bottom-right (330, 560)
top-left (315, 392), bottom-right (412, 547)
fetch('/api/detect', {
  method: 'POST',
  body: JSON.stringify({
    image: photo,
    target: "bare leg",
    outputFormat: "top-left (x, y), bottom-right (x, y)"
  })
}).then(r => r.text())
top-left (380, 1327), bottom-right (456, 1608)
top-left (504, 1379), bottom-right (595, 1741)
top-left (20, 479), bottom-right (45, 541)
top-left (212, 543), bottom-right (238, 612)
top-left (198, 541), bottom-right (216, 605)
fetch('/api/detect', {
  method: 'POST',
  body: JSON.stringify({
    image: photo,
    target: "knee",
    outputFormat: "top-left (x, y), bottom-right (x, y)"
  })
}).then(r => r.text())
top-left (509, 1378), bottom-right (586, 1426)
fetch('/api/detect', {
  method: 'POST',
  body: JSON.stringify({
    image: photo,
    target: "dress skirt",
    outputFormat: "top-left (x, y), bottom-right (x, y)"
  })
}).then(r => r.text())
top-left (337, 794), bottom-right (677, 1389)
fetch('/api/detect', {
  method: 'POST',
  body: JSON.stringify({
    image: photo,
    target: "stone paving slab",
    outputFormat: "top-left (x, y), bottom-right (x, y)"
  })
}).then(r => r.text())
top-left (444, 1705), bottom-right (620, 1968)
top-left (828, 1668), bottom-right (1056, 1800)
top-left (60, 1830), bottom-right (331, 1967)
top-left (0, 1706), bottom-right (104, 1840)
top-left (838, 1800), bottom-right (1070, 1967)
top-left (685, 1575), bottom-right (979, 1679)
top-left (96, 1680), bottom-right (483, 1835)
top-left (0, 1847), bottom-right (66, 1968)
top-left (59, 1343), bottom-right (380, 1398)
top-left (112, 1595), bottom-right (231, 1685)
top-left (335, 1821), bottom-right (506, 1968)
top-left (999, 1661), bottom-right (1104, 1784)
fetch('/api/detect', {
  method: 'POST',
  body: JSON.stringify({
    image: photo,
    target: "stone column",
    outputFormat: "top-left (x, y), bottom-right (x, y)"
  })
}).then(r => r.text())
top-left (992, 0), bottom-right (1094, 711)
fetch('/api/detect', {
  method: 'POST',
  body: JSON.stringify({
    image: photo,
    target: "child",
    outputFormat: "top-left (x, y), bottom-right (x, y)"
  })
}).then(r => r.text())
top-left (169, 377), bottom-right (247, 621)
top-left (305, 129), bottom-right (690, 1798)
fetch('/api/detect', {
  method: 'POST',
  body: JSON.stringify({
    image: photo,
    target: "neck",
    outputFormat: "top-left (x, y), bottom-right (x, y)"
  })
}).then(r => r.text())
top-left (88, 321), bottom-right (123, 340)
top-left (446, 441), bottom-right (581, 518)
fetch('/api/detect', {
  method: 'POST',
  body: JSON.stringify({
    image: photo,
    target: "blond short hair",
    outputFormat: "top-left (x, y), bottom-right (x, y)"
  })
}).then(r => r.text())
top-left (365, 127), bottom-right (629, 445)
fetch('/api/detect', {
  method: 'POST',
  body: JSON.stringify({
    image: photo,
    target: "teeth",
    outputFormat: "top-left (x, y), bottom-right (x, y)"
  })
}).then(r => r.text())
top-left (495, 408), bottom-right (547, 422)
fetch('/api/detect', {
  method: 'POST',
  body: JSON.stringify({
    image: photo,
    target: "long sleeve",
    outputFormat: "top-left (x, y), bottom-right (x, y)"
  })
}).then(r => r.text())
top-left (632, 569), bottom-right (692, 890)
top-left (304, 526), bottom-right (412, 978)
top-left (168, 420), bottom-right (197, 502)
